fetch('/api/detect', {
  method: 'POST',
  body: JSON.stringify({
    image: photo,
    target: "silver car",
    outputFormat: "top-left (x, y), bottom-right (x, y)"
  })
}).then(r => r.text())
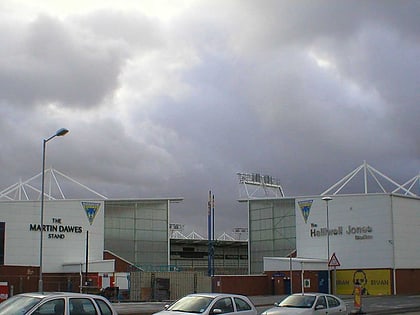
top-left (154, 293), bottom-right (257, 315)
top-left (0, 292), bottom-right (118, 315)
top-left (261, 293), bottom-right (347, 315)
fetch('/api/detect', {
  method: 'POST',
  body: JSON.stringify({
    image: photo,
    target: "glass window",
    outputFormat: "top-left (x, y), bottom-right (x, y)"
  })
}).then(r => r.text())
top-left (104, 200), bottom-right (169, 267)
top-left (249, 199), bottom-right (296, 273)
top-left (234, 297), bottom-right (252, 311)
top-left (326, 296), bottom-right (340, 308)
top-left (53, 299), bottom-right (65, 315)
top-left (0, 295), bottom-right (40, 315)
top-left (168, 296), bottom-right (213, 313)
top-left (69, 298), bottom-right (97, 315)
top-left (33, 299), bottom-right (64, 315)
top-left (315, 296), bottom-right (327, 309)
top-left (95, 299), bottom-right (113, 315)
top-left (213, 297), bottom-right (234, 314)
top-left (279, 295), bottom-right (315, 308)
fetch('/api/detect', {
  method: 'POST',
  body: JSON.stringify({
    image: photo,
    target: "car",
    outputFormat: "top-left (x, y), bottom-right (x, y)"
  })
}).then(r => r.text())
top-left (153, 293), bottom-right (257, 315)
top-left (0, 291), bottom-right (118, 315)
top-left (261, 293), bottom-right (347, 315)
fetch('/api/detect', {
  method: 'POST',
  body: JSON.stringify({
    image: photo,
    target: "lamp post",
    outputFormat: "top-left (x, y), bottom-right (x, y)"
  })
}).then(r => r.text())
top-left (322, 196), bottom-right (332, 294)
top-left (39, 128), bottom-right (69, 292)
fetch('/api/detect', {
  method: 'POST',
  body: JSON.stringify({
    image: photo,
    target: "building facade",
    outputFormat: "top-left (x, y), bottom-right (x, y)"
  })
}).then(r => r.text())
top-left (104, 199), bottom-right (177, 269)
top-left (0, 197), bottom-right (249, 296)
top-left (257, 194), bottom-right (420, 295)
top-left (1, 199), bottom-right (105, 273)
top-left (247, 198), bottom-right (296, 274)
top-left (0, 198), bottom-right (181, 294)
top-left (170, 239), bottom-right (248, 275)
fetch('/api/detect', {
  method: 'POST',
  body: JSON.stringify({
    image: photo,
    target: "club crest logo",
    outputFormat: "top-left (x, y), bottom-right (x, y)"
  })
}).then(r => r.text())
top-left (81, 202), bottom-right (101, 225)
top-left (298, 200), bottom-right (313, 223)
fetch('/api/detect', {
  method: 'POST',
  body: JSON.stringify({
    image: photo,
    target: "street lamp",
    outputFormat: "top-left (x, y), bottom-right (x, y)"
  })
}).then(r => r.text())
top-left (322, 196), bottom-right (332, 294)
top-left (39, 128), bottom-right (69, 292)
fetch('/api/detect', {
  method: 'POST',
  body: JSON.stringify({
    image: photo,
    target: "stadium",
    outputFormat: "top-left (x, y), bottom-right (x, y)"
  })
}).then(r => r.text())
top-left (0, 161), bottom-right (419, 299)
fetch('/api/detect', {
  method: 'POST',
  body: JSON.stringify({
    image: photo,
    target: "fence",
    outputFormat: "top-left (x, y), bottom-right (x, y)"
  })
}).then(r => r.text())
top-left (130, 271), bottom-right (211, 301)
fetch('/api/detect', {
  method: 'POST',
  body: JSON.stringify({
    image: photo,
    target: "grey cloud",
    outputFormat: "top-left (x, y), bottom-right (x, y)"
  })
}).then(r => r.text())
top-left (0, 1), bottom-right (419, 236)
top-left (229, 1), bottom-right (419, 49)
top-left (0, 15), bottom-right (127, 108)
top-left (77, 10), bottom-right (165, 52)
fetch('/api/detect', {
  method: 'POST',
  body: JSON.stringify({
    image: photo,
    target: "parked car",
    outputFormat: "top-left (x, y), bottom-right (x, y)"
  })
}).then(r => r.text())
top-left (153, 293), bottom-right (257, 315)
top-left (261, 293), bottom-right (347, 315)
top-left (0, 291), bottom-right (118, 315)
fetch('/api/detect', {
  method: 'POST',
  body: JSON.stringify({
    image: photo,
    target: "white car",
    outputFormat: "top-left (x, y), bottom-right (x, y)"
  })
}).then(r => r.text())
top-left (153, 293), bottom-right (257, 315)
top-left (0, 291), bottom-right (118, 315)
top-left (261, 293), bottom-right (347, 315)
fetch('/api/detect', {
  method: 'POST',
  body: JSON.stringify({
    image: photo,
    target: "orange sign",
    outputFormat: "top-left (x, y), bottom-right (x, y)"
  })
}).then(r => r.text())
top-left (354, 285), bottom-right (362, 309)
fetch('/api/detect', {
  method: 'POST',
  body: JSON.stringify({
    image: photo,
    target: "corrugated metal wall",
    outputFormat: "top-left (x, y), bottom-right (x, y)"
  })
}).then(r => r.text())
top-left (130, 271), bottom-right (211, 301)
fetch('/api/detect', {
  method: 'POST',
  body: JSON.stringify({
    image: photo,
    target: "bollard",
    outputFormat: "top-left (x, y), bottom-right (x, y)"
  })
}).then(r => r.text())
top-left (351, 280), bottom-right (365, 314)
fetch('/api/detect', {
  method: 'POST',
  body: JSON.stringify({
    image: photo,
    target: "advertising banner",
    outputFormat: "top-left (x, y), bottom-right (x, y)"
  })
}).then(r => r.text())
top-left (336, 269), bottom-right (391, 295)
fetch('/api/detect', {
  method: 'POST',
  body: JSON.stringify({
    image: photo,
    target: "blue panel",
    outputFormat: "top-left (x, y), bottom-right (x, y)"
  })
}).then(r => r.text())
top-left (318, 270), bottom-right (329, 293)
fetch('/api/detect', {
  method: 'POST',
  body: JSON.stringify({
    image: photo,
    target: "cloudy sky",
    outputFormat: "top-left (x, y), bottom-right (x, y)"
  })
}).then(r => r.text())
top-left (1, 0), bottom-right (419, 237)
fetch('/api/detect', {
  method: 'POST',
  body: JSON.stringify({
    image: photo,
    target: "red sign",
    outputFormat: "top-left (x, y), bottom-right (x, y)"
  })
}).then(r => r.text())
top-left (328, 252), bottom-right (341, 267)
top-left (0, 282), bottom-right (8, 302)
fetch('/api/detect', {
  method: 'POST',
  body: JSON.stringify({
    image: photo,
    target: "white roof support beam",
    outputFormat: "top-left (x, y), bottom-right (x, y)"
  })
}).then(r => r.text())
top-left (322, 161), bottom-right (418, 197)
top-left (0, 167), bottom-right (108, 201)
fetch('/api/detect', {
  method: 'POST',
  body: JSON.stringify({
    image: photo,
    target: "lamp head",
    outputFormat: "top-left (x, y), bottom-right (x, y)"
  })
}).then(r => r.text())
top-left (322, 196), bottom-right (333, 201)
top-left (55, 128), bottom-right (69, 137)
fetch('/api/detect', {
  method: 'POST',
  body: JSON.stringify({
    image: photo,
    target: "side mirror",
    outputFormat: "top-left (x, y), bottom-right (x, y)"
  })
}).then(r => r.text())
top-left (212, 308), bottom-right (223, 314)
top-left (315, 304), bottom-right (326, 310)
top-left (274, 302), bottom-right (280, 306)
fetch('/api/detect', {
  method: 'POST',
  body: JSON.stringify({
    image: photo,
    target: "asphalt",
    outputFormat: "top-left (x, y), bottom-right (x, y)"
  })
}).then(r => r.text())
top-left (112, 294), bottom-right (420, 315)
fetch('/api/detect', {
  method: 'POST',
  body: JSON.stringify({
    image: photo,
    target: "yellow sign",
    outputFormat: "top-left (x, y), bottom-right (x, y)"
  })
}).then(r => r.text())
top-left (335, 269), bottom-right (391, 295)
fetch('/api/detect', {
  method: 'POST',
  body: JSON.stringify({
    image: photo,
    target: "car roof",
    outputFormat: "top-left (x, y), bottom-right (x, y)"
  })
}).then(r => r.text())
top-left (17, 292), bottom-right (106, 299)
top-left (290, 293), bottom-right (337, 297)
top-left (187, 293), bottom-right (251, 299)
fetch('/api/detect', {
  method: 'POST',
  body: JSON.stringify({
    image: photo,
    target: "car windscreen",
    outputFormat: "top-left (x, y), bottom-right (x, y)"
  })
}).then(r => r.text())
top-left (0, 295), bottom-right (41, 315)
top-left (168, 296), bottom-right (214, 313)
top-left (278, 295), bottom-right (316, 308)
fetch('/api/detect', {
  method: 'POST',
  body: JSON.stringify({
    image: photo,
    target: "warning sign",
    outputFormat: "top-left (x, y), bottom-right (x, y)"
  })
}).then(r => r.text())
top-left (328, 252), bottom-right (341, 267)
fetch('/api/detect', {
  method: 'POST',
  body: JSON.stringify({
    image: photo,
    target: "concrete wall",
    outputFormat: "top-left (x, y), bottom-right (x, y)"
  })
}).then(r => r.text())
top-left (296, 194), bottom-right (394, 269)
top-left (392, 195), bottom-right (420, 269)
top-left (1, 199), bottom-right (104, 272)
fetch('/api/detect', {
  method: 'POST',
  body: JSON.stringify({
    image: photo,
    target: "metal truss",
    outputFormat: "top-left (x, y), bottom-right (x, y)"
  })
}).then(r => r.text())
top-left (237, 172), bottom-right (285, 199)
top-left (394, 173), bottom-right (420, 196)
top-left (321, 161), bottom-right (418, 197)
top-left (0, 167), bottom-right (108, 201)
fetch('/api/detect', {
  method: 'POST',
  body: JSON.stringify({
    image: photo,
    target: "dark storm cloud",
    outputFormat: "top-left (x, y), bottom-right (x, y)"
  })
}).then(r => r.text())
top-left (0, 1), bottom-right (419, 236)
top-left (134, 1), bottom-right (419, 235)
top-left (0, 14), bottom-right (127, 108)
